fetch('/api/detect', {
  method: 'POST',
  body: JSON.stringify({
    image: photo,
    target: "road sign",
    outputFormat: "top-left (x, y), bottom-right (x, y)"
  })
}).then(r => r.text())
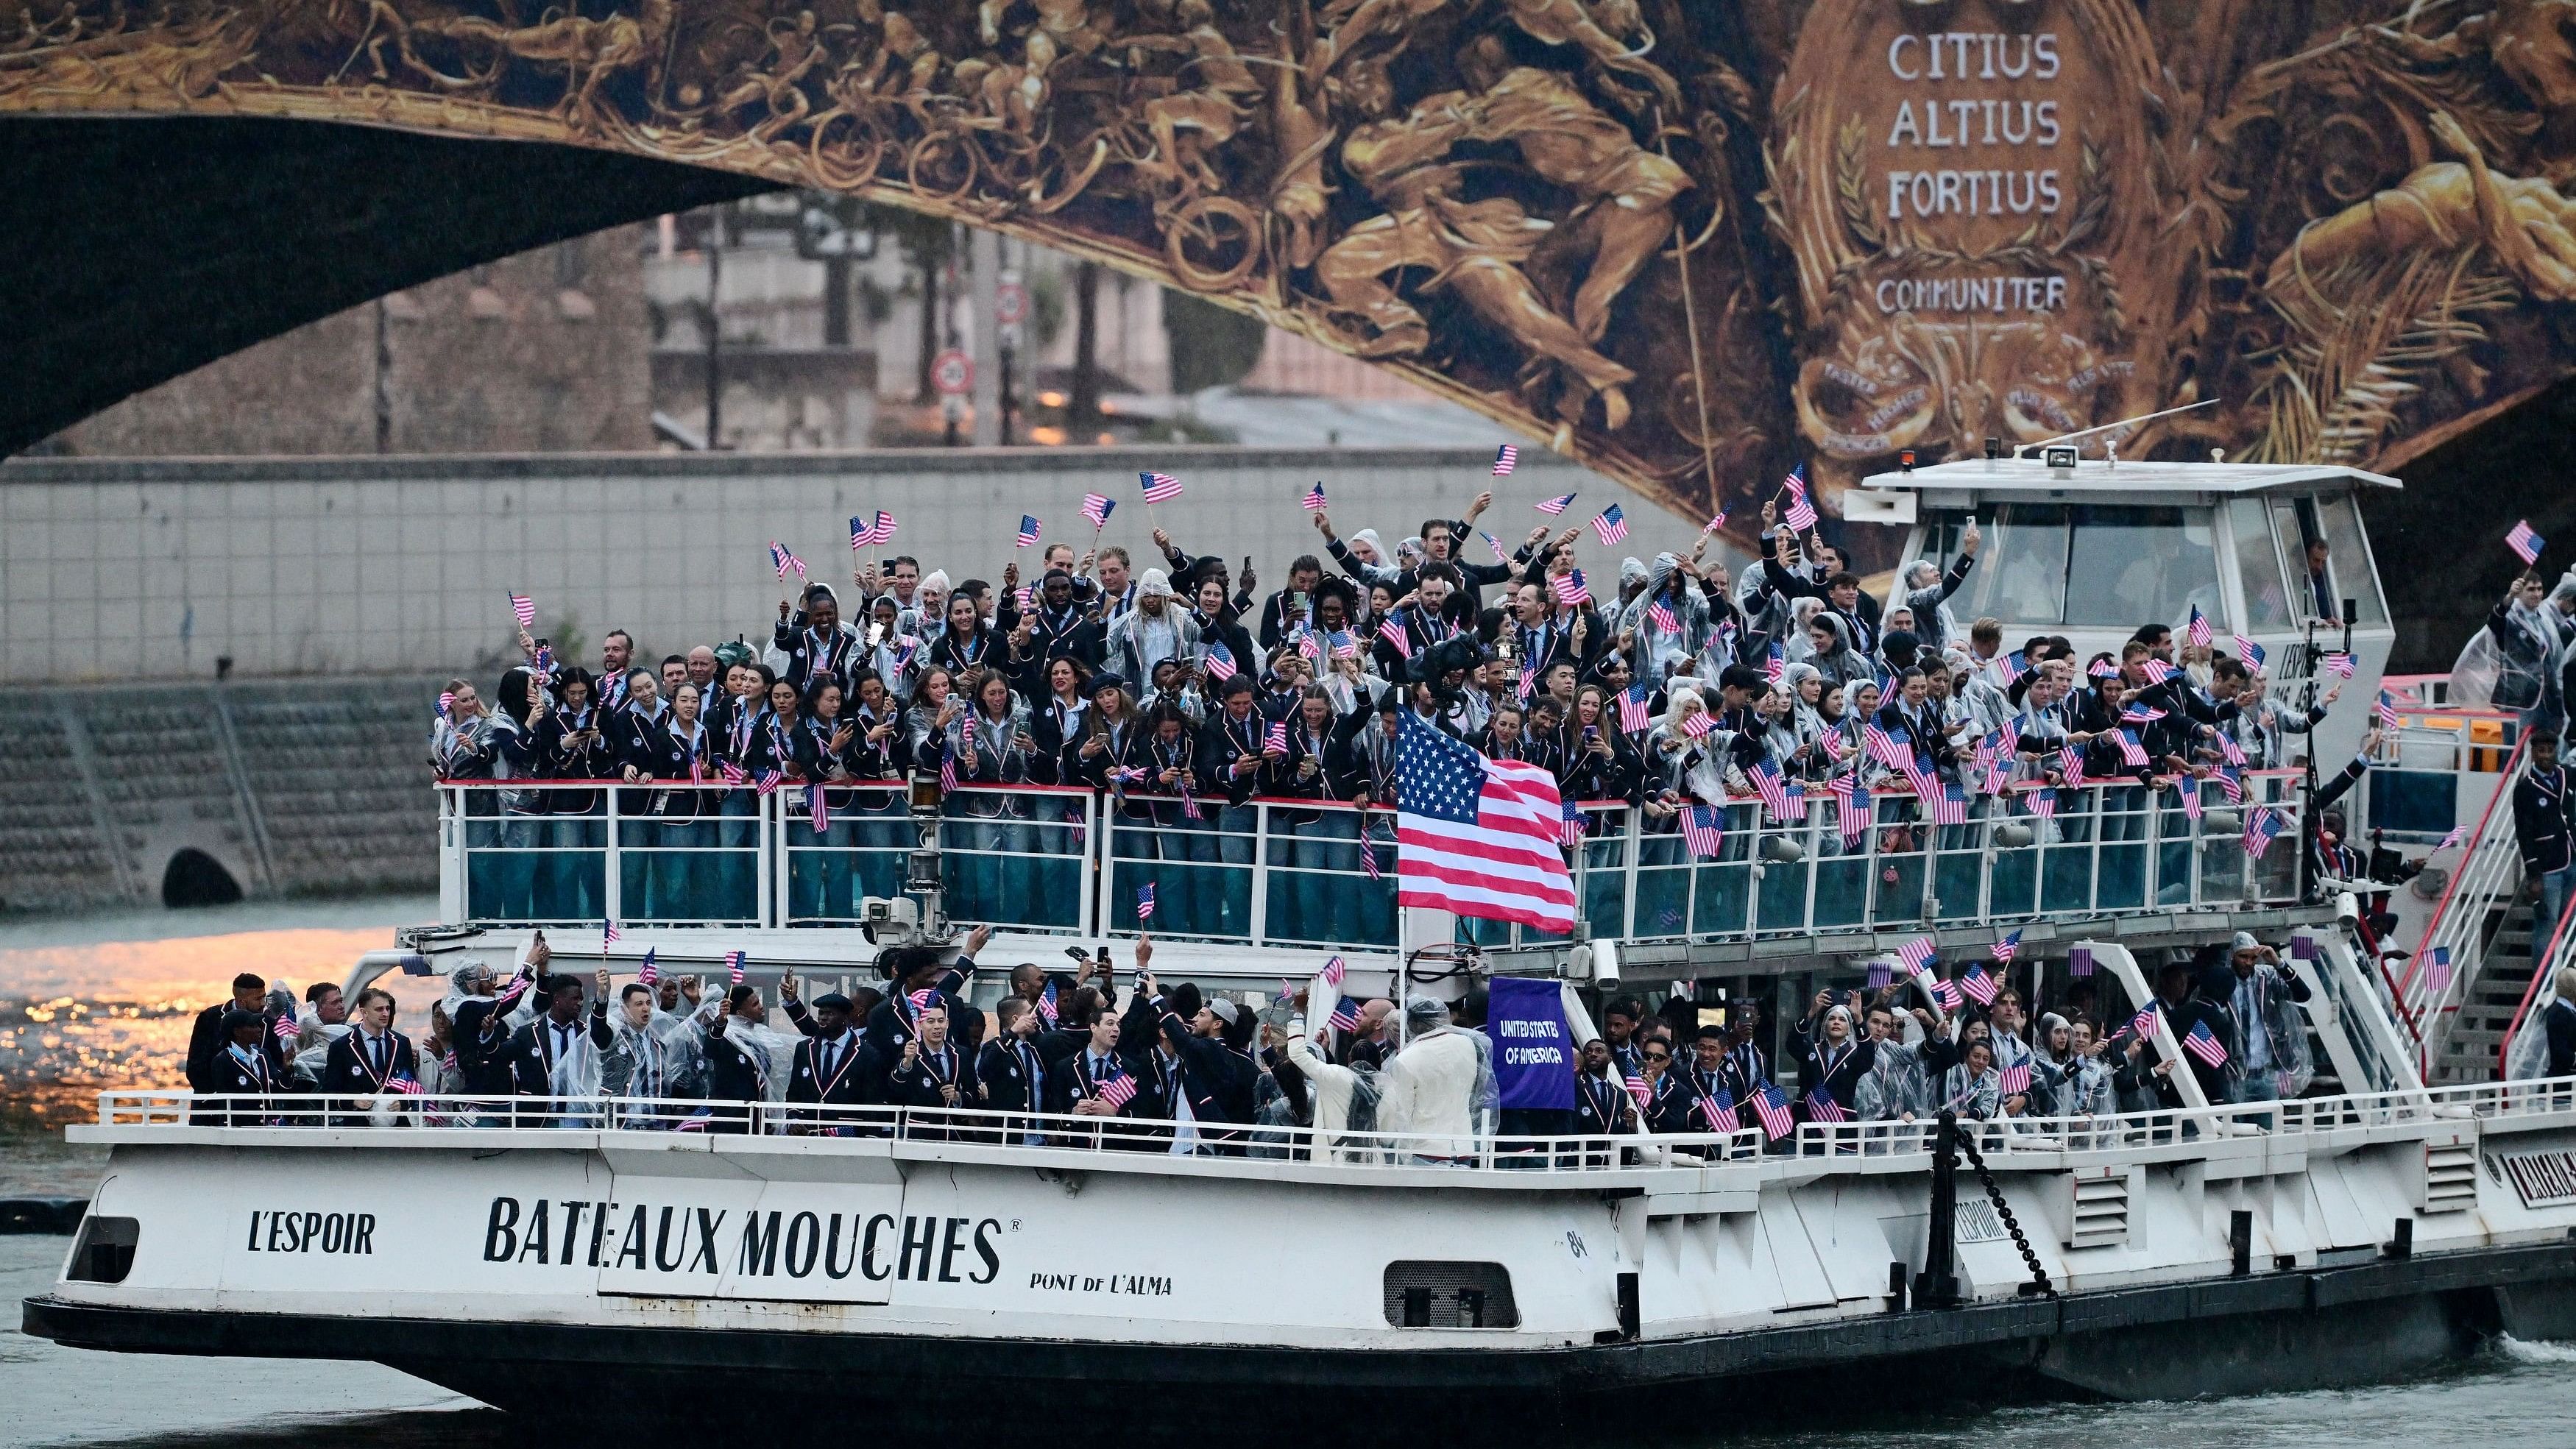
top-left (995, 279), bottom-right (1029, 326)
top-left (932, 350), bottom-right (974, 397)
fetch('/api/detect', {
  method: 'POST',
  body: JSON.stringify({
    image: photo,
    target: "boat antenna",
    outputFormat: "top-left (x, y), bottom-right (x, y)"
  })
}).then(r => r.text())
top-left (2024, 398), bottom-right (2219, 453)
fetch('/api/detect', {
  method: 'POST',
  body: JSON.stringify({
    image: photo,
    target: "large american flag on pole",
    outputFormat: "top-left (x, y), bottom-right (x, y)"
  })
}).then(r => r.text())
top-left (1395, 712), bottom-right (1577, 932)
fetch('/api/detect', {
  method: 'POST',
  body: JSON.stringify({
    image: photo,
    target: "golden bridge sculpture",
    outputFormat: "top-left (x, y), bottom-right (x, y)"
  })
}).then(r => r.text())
top-left (10, 0), bottom-right (2576, 540)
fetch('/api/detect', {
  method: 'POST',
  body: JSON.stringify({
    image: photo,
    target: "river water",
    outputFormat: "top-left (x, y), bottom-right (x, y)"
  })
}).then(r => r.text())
top-left (1, 898), bottom-right (2572, 1448)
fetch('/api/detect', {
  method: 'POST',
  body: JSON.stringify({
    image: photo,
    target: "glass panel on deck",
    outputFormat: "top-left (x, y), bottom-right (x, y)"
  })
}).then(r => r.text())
top-left (2315, 495), bottom-right (2388, 626)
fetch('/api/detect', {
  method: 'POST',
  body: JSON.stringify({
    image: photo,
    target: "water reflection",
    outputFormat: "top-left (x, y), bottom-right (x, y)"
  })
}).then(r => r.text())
top-left (0, 896), bottom-right (436, 1196)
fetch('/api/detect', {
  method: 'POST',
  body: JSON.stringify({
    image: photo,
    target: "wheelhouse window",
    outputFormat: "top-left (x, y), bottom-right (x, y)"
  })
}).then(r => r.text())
top-left (1935, 505), bottom-right (2218, 630)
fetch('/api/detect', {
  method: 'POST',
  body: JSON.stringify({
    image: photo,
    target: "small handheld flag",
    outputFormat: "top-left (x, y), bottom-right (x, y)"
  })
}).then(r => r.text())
top-left (1618, 683), bottom-right (1651, 733)
top-left (1554, 569), bottom-right (1591, 605)
top-left (1080, 492), bottom-right (1116, 528)
top-left (2185, 606), bottom-right (2212, 649)
top-left (509, 592), bottom-right (537, 629)
top-left (2426, 946), bottom-right (2455, 993)
top-left (1492, 444), bottom-right (1520, 477)
top-left (603, 919), bottom-right (623, 948)
top-left (1480, 529), bottom-right (1510, 564)
top-left (1327, 995), bottom-right (1363, 1032)
top-left (1139, 471), bottom-right (1184, 503)
top-left (2321, 651), bottom-right (2356, 678)
top-left (1265, 720), bottom-right (1289, 754)
top-left (1752, 1084), bottom-right (1795, 1141)
top-left (1136, 882), bottom-right (1157, 921)
top-left (1016, 515), bottom-right (1043, 548)
top-left (2377, 691), bottom-right (2402, 731)
top-left (637, 948), bottom-right (658, 987)
top-left (1781, 463), bottom-right (1816, 531)
top-left (1591, 504), bottom-right (1628, 545)
top-left (1535, 490), bottom-right (1576, 515)
top-left (1896, 936), bottom-right (1938, 977)
top-left (1991, 929), bottom-right (2022, 964)
top-left (769, 542), bottom-right (806, 581)
top-left (2245, 805), bottom-right (2284, 859)
top-left (2182, 1020), bottom-right (2229, 1068)
top-left (1958, 963), bottom-right (1998, 1006)
top-left (1203, 642), bottom-right (1237, 681)
top-left (1624, 1065), bottom-right (1653, 1110)
top-left (2508, 519), bottom-right (2544, 565)
top-left (1097, 1073), bottom-right (1139, 1110)
top-left (272, 1012), bottom-right (300, 1043)
top-left (1646, 598), bottom-right (1677, 634)
top-left (1996, 1063), bottom-right (2032, 1098)
top-left (1805, 1087), bottom-right (1849, 1124)
top-left (723, 949), bottom-right (747, 986)
top-left (2235, 635), bottom-right (2265, 669)
top-left (1301, 482), bottom-right (1328, 511)
top-left (1682, 804), bottom-right (1725, 860)
top-left (1378, 614), bottom-right (1412, 655)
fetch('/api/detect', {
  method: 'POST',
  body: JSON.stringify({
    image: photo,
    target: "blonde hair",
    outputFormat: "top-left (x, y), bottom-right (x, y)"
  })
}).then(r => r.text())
top-left (2557, 966), bottom-right (2576, 1002)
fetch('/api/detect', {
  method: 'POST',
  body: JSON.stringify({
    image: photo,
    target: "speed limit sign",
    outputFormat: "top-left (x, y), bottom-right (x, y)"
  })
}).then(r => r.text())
top-left (932, 349), bottom-right (974, 397)
top-left (995, 280), bottom-right (1029, 326)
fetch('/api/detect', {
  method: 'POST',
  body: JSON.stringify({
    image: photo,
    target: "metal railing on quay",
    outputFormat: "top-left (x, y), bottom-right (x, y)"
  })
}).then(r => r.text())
top-left (436, 771), bottom-right (2310, 949)
top-left (96, 1076), bottom-right (2576, 1169)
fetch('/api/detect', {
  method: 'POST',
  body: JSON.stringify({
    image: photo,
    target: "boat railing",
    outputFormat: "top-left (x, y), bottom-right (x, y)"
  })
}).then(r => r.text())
top-left (2394, 736), bottom-right (2530, 1070)
top-left (435, 770), bottom-right (2311, 951)
top-left (91, 1076), bottom-right (2576, 1171)
top-left (2498, 883), bottom-right (2576, 1079)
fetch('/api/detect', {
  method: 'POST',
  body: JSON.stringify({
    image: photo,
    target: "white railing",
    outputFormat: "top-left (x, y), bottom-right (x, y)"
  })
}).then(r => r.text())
top-left (94, 1077), bottom-right (2576, 1169)
top-left (2396, 737), bottom-right (2531, 1071)
top-left (437, 771), bottom-right (2312, 951)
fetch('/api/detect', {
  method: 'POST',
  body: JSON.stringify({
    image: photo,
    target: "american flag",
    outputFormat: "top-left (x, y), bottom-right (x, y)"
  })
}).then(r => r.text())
top-left (1681, 709), bottom-right (1715, 740)
top-left (1839, 773), bottom-right (1870, 842)
top-left (2377, 691), bottom-right (2402, 730)
top-left (1016, 515), bottom-right (1043, 547)
top-left (2214, 768), bottom-right (2244, 804)
top-left (1535, 490), bottom-right (1576, 515)
top-left (1493, 444), bottom-right (1521, 477)
top-left (1481, 530), bottom-right (1511, 564)
top-left (2182, 1019), bottom-right (2229, 1068)
top-left (1682, 804), bottom-right (1725, 860)
top-left (1695, 1079), bottom-right (1738, 1132)
top-left (2140, 659), bottom-right (2175, 684)
top-left (2000, 651), bottom-right (2027, 684)
top-left (1996, 1062), bottom-right (2032, 1098)
top-left (1925, 974), bottom-right (1964, 1012)
top-left (1265, 720), bottom-right (1289, 754)
top-left (1015, 584), bottom-right (1036, 613)
top-left (940, 748), bottom-right (959, 795)
top-left (2186, 606), bottom-right (2213, 649)
top-left (1618, 684), bottom-right (1651, 733)
top-left (1037, 981), bottom-right (1060, 1026)
top-left (604, 919), bottom-right (622, 947)
top-left (1560, 796), bottom-right (1586, 849)
top-left (1139, 471), bottom-right (1184, 503)
top-left (724, 949), bottom-right (747, 985)
top-left (850, 516), bottom-right (869, 550)
top-left (2215, 730), bottom-right (2247, 766)
top-left (436, 690), bottom-right (454, 720)
top-left (1554, 569), bottom-right (1591, 605)
top-left (2067, 946), bottom-right (2093, 978)
top-left (1928, 782), bottom-right (1968, 826)
top-left (1329, 630), bottom-right (1360, 659)
top-left (2245, 805), bottom-right (2284, 859)
top-left (1301, 482), bottom-right (1328, 511)
top-left (1751, 759), bottom-right (1806, 822)
top-left (1203, 641), bottom-right (1237, 681)
top-left (718, 759), bottom-right (749, 787)
top-left (1097, 1072), bottom-right (1139, 1110)
top-left (1646, 598), bottom-right (1677, 635)
top-left (638, 948), bottom-right (658, 986)
top-left (2119, 704), bottom-right (2166, 723)
top-left (1328, 995), bottom-right (1363, 1032)
top-left (770, 542), bottom-right (807, 581)
top-left (1805, 1087), bottom-right (1848, 1123)
top-left (1897, 935), bottom-right (1937, 977)
top-left (2031, 787), bottom-right (2057, 818)
top-left (389, 1074), bottom-right (425, 1096)
top-left (1378, 614), bottom-right (1411, 654)
top-left (1764, 641), bottom-right (1786, 684)
top-left (1296, 629), bottom-right (1323, 662)
top-left (2321, 651), bottom-right (2356, 678)
top-left (1592, 504), bottom-right (1628, 545)
top-left (2426, 946), bottom-right (2455, 993)
top-left (809, 782), bottom-right (831, 832)
top-left (2126, 1001), bottom-right (2160, 1041)
top-left (1864, 723), bottom-right (1906, 768)
top-left (2508, 519), bottom-right (2545, 564)
top-left (1992, 929), bottom-right (2021, 964)
top-left (755, 769), bottom-right (783, 796)
top-left (2438, 824), bottom-right (2466, 850)
top-left (2089, 657), bottom-right (2120, 679)
top-left (2115, 729), bottom-right (2148, 767)
top-left (1959, 963), bottom-right (1998, 1005)
top-left (2235, 635), bottom-right (2265, 669)
top-left (1136, 882), bottom-right (1156, 921)
top-left (1704, 510), bottom-right (1727, 534)
top-left (272, 1012), bottom-right (300, 1043)
top-left (1821, 727), bottom-right (1847, 762)
top-left (510, 592), bottom-right (537, 629)
top-left (1624, 1064), bottom-right (1652, 1109)
top-left (1398, 714), bottom-right (1578, 930)
top-left (1318, 954), bottom-right (1348, 996)
top-left (1080, 492), bottom-right (1116, 528)
top-left (2178, 780), bottom-right (2203, 822)
top-left (1178, 781), bottom-right (1203, 821)
top-left (1752, 1083), bottom-right (1796, 1141)
top-left (856, 509), bottom-right (899, 547)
